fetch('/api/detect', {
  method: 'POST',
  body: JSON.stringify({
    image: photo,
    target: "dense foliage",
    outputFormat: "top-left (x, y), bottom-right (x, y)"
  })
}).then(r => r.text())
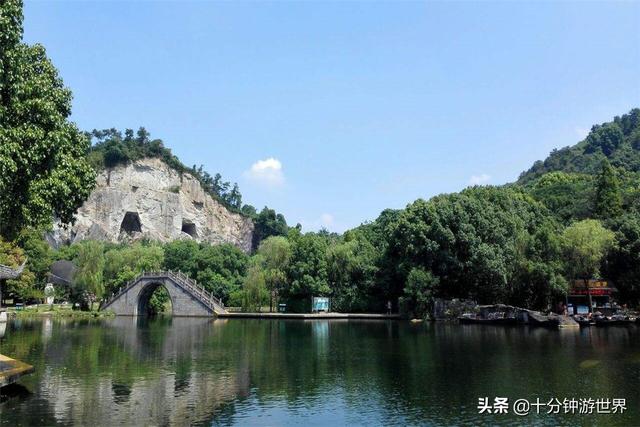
top-left (519, 109), bottom-right (640, 183)
top-left (5, 107), bottom-right (640, 316)
top-left (385, 187), bottom-right (568, 312)
top-left (2, 0), bottom-right (639, 316)
top-left (605, 214), bottom-right (640, 306)
top-left (520, 110), bottom-right (640, 227)
top-left (0, 0), bottom-right (96, 239)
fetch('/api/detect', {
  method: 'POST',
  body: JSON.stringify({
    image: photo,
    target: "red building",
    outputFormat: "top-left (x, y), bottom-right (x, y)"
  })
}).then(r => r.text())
top-left (567, 279), bottom-right (616, 315)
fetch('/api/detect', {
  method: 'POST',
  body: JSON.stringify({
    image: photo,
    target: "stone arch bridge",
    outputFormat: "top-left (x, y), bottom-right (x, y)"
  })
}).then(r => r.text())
top-left (101, 271), bottom-right (227, 316)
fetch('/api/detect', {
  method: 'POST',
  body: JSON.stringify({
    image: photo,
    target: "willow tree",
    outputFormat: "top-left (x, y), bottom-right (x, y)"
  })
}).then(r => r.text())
top-left (73, 241), bottom-right (105, 310)
top-left (0, 0), bottom-right (95, 239)
top-left (256, 236), bottom-right (291, 312)
top-left (562, 219), bottom-right (615, 312)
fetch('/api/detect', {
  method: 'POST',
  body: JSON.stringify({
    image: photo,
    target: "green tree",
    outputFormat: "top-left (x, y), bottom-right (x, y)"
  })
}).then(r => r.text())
top-left (0, 0), bottom-right (96, 239)
top-left (256, 236), bottom-right (292, 311)
top-left (518, 109), bottom-right (640, 183)
top-left (325, 234), bottom-right (378, 312)
top-left (528, 172), bottom-right (595, 223)
top-left (103, 243), bottom-right (164, 295)
top-left (561, 219), bottom-right (615, 312)
top-left (586, 123), bottom-right (624, 156)
top-left (241, 259), bottom-right (269, 312)
top-left (73, 241), bottom-right (105, 310)
top-left (0, 237), bottom-right (35, 303)
top-left (162, 240), bottom-right (247, 303)
top-left (194, 244), bottom-right (247, 302)
top-left (400, 267), bottom-right (439, 319)
top-left (14, 228), bottom-right (52, 286)
top-left (252, 207), bottom-right (289, 248)
top-left (594, 159), bottom-right (622, 219)
top-left (509, 223), bottom-right (568, 310)
top-left (284, 231), bottom-right (331, 311)
top-left (605, 214), bottom-right (640, 306)
top-left (387, 186), bottom-right (561, 307)
top-left (163, 239), bottom-right (199, 273)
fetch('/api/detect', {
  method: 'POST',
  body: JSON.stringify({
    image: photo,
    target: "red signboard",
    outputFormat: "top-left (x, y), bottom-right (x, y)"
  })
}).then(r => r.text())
top-left (570, 288), bottom-right (611, 296)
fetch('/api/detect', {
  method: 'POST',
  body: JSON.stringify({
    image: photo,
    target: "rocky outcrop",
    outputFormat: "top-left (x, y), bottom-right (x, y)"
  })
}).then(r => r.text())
top-left (48, 158), bottom-right (254, 252)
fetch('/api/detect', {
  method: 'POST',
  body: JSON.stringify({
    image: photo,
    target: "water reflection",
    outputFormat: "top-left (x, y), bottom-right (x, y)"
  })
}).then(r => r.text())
top-left (0, 319), bottom-right (638, 426)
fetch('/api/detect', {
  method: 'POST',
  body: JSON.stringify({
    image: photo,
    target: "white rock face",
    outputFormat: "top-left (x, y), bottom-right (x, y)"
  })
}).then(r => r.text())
top-left (49, 158), bottom-right (254, 252)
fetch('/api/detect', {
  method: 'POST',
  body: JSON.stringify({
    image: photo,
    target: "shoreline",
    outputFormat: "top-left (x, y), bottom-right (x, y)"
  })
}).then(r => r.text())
top-left (217, 312), bottom-right (401, 320)
top-left (4, 308), bottom-right (115, 320)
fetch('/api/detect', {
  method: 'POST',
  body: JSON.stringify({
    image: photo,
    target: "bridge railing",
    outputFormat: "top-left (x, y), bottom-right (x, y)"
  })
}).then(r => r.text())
top-left (168, 270), bottom-right (225, 311)
top-left (101, 270), bottom-right (226, 313)
top-left (102, 271), bottom-right (146, 309)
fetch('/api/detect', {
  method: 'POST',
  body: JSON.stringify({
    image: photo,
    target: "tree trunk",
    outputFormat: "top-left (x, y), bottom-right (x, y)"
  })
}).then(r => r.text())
top-left (0, 279), bottom-right (4, 309)
top-left (585, 278), bottom-right (593, 313)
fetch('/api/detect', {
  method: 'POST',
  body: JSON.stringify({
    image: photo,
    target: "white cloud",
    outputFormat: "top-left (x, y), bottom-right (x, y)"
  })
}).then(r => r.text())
top-left (300, 213), bottom-right (337, 232)
top-left (243, 157), bottom-right (285, 189)
top-left (320, 213), bottom-right (334, 228)
top-left (468, 173), bottom-right (491, 186)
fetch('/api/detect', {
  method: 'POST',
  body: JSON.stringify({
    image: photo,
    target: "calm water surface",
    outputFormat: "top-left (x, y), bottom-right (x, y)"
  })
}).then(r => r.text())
top-left (0, 317), bottom-right (639, 426)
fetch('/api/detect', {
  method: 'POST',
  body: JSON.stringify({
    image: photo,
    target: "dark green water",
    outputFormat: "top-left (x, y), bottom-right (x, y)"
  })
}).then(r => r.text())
top-left (0, 318), bottom-right (639, 426)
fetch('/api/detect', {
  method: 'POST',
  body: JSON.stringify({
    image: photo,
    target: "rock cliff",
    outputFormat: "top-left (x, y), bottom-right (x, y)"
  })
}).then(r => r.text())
top-left (48, 158), bottom-right (254, 252)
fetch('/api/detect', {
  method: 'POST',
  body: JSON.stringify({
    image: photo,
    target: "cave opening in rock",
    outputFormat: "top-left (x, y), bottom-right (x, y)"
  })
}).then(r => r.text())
top-left (181, 221), bottom-right (197, 238)
top-left (120, 212), bottom-right (142, 235)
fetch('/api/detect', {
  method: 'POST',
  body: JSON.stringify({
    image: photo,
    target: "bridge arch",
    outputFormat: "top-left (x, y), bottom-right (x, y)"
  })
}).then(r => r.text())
top-left (135, 281), bottom-right (173, 316)
top-left (102, 271), bottom-right (226, 317)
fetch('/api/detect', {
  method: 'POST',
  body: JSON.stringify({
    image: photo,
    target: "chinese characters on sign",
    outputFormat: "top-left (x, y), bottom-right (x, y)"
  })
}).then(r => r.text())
top-left (477, 397), bottom-right (626, 416)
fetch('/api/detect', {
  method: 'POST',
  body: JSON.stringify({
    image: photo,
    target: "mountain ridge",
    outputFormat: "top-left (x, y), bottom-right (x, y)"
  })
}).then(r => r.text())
top-left (518, 108), bottom-right (640, 184)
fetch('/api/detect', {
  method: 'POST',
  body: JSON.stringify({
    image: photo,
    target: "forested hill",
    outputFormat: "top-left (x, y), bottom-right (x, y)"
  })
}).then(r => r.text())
top-left (518, 108), bottom-right (640, 184)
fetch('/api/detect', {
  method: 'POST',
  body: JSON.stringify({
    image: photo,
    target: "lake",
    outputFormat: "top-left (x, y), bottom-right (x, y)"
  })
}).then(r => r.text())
top-left (1, 317), bottom-right (639, 426)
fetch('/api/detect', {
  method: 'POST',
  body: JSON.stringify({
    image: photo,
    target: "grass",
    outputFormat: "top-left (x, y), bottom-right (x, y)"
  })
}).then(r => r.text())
top-left (6, 304), bottom-right (115, 319)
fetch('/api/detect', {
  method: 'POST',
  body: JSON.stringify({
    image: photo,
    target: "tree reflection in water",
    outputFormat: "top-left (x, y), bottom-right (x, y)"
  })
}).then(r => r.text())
top-left (0, 318), bottom-right (639, 426)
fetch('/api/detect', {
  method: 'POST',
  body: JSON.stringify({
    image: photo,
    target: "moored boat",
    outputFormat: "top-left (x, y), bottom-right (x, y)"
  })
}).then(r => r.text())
top-left (595, 315), bottom-right (635, 326)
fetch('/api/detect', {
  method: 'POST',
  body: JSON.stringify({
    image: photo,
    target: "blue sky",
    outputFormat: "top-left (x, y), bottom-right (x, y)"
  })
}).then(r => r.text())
top-left (25, 1), bottom-right (640, 232)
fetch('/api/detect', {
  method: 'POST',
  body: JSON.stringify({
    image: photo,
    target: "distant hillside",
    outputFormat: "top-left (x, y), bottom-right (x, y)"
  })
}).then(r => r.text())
top-left (518, 108), bottom-right (640, 184)
top-left (516, 109), bottom-right (640, 224)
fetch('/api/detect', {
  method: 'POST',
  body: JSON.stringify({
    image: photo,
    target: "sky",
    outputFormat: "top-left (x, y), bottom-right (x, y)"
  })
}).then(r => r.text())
top-left (24, 1), bottom-right (640, 232)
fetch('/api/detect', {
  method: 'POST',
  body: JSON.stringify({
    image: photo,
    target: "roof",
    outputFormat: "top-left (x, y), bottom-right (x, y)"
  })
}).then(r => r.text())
top-left (48, 260), bottom-right (77, 286)
top-left (0, 259), bottom-right (27, 280)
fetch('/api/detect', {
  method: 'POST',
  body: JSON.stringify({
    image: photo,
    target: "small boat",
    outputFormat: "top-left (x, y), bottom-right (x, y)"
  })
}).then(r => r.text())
top-left (595, 316), bottom-right (635, 327)
top-left (574, 317), bottom-right (595, 327)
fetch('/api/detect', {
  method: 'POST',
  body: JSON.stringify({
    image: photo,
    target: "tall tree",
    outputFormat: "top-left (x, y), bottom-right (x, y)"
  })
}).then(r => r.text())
top-left (241, 259), bottom-right (268, 312)
top-left (256, 236), bottom-right (292, 311)
top-left (73, 241), bottom-right (105, 310)
top-left (561, 219), bottom-right (615, 312)
top-left (594, 159), bottom-right (622, 220)
top-left (0, 0), bottom-right (96, 239)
